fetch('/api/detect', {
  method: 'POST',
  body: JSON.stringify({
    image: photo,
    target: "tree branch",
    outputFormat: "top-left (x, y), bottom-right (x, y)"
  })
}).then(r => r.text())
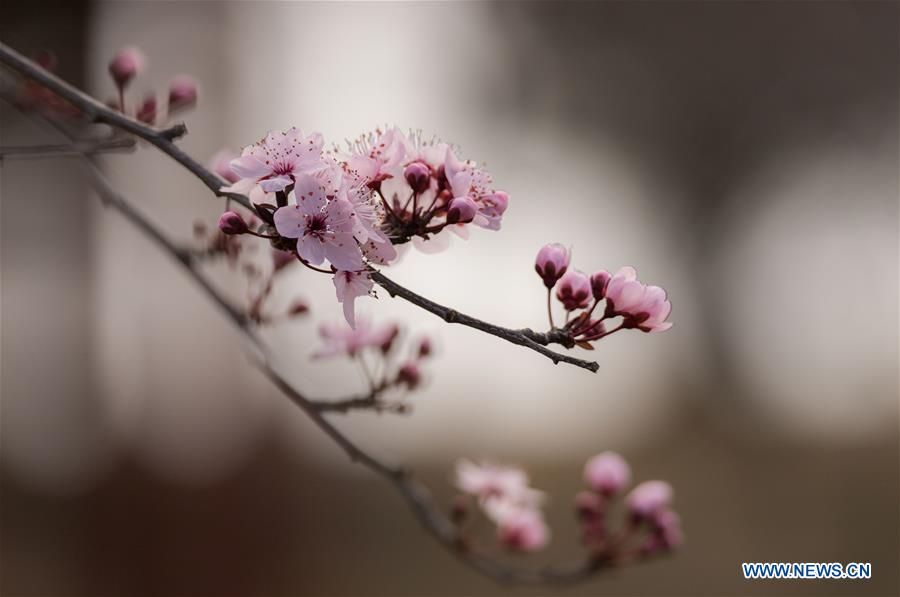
top-left (0, 42), bottom-right (253, 211)
top-left (370, 271), bottom-right (599, 373)
top-left (0, 40), bottom-right (600, 373)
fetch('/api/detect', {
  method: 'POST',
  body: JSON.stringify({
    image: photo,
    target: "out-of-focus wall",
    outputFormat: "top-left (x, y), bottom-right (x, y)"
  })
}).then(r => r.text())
top-left (1, 2), bottom-right (897, 596)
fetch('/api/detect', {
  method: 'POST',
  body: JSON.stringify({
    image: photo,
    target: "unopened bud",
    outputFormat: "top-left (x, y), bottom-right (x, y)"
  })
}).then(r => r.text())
top-left (167, 75), bottom-right (198, 110)
top-left (446, 196), bottom-right (477, 224)
top-left (108, 46), bottom-right (145, 88)
top-left (218, 211), bottom-right (248, 235)
top-left (404, 161), bottom-right (431, 194)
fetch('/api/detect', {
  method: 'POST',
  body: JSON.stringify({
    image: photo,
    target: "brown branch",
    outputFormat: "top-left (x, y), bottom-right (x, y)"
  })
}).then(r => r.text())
top-left (0, 136), bottom-right (135, 159)
top-left (0, 40), bottom-right (599, 374)
top-left (0, 42), bottom-right (253, 211)
top-left (370, 271), bottom-right (599, 373)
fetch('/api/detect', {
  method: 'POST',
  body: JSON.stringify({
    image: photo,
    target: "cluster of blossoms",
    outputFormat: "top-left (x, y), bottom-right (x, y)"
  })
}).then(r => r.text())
top-left (215, 127), bottom-right (509, 327)
top-left (452, 453), bottom-right (681, 561)
top-left (535, 244), bottom-right (672, 347)
top-left (105, 46), bottom-right (197, 125)
top-left (453, 460), bottom-right (549, 552)
top-left (314, 319), bottom-right (432, 409)
top-left (577, 452), bottom-right (682, 559)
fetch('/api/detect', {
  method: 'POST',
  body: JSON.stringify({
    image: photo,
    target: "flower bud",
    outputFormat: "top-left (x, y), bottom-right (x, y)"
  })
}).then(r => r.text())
top-left (404, 161), bottom-right (431, 194)
top-left (652, 509), bottom-right (683, 549)
top-left (167, 75), bottom-right (198, 110)
top-left (590, 270), bottom-right (611, 300)
top-left (108, 46), bottom-right (145, 88)
top-left (218, 211), bottom-right (248, 235)
top-left (574, 490), bottom-right (604, 519)
top-left (378, 323), bottom-right (400, 354)
top-left (416, 336), bottom-right (432, 359)
top-left (626, 480), bottom-right (673, 519)
top-left (287, 299), bottom-right (309, 316)
top-left (555, 270), bottom-right (591, 311)
top-left (445, 196), bottom-right (478, 224)
top-left (136, 95), bottom-right (156, 124)
top-left (584, 451), bottom-right (631, 495)
top-left (397, 361), bottom-right (421, 389)
top-left (534, 243), bottom-right (570, 288)
top-left (497, 509), bottom-right (550, 552)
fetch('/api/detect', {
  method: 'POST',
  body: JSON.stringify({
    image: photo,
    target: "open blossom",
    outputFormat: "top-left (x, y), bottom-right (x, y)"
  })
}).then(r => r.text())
top-left (333, 270), bottom-right (373, 328)
top-left (626, 480), bottom-right (673, 518)
top-left (210, 149), bottom-right (240, 184)
top-left (454, 460), bottom-right (543, 506)
top-left (535, 243), bottom-right (570, 288)
top-left (584, 451), bottom-right (631, 495)
top-left (494, 505), bottom-right (550, 552)
top-left (273, 174), bottom-right (363, 271)
top-left (604, 267), bottom-right (673, 332)
top-left (313, 319), bottom-right (399, 358)
top-left (225, 128), bottom-right (328, 200)
top-left (555, 270), bottom-right (592, 311)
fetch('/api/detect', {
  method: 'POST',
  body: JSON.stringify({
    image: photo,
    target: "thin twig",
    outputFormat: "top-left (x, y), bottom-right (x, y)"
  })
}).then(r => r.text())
top-left (370, 271), bottom-right (599, 373)
top-left (0, 136), bottom-right (135, 159)
top-left (0, 42), bottom-right (253, 211)
top-left (0, 40), bottom-right (599, 373)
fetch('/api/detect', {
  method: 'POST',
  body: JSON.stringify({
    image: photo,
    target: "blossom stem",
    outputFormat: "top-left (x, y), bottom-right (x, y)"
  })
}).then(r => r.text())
top-left (298, 258), bottom-right (333, 275)
top-left (546, 288), bottom-right (555, 328)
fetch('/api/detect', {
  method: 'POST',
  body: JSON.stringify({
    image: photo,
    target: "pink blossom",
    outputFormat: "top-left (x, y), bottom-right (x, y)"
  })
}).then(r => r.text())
top-left (210, 149), bottom-right (240, 184)
top-left (313, 319), bottom-right (398, 359)
top-left (333, 269), bottom-right (373, 328)
top-left (135, 94), bottom-right (156, 124)
top-left (535, 243), bottom-right (570, 288)
top-left (217, 211), bottom-right (247, 235)
top-left (167, 75), bottom-right (198, 109)
top-left (454, 460), bottom-right (542, 505)
top-left (583, 451), bottom-right (631, 495)
top-left (108, 46), bottom-right (145, 88)
top-left (446, 196), bottom-right (478, 224)
top-left (397, 361), bottom-right (422, 389)
top-left (590, 270), bottom-right (611, 300)
top-left (273, 174), bottom-right (363, 271)
top-left (344, 127), bottom-right (405, 189)
top-left (626, 480), bottom-right (673, 518)
top-left (495, 506), bottom-right (550, 552)
top-left (225, 128), bottom-right (327, 200)
top-left (403, 161), bottom-right (431, 193)
top-left (555, 270), bottom-right (592, 311)
top-left (574, 490), bottom-right (604, 518)
top-left (652, 509), bottom-right (684, 549)
top-left (444, 151), bottom-right (509, 231)
top-left (416, 336), bottom-right (432, 358)
top-left (604, 267), bottom-right (673, 332)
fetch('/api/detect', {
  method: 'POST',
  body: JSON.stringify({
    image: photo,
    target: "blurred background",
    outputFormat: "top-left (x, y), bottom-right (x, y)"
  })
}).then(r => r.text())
top-left (1, 1), bottom-right (897, 595)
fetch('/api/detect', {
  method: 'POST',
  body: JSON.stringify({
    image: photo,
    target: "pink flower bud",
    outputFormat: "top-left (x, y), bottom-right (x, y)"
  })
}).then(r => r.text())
top-left (555, 270), bottom-right (591, 311)
top-left (497, 509), bottom-right (549, 552)
top-left (534, 243), bottom-right (570, 288)
top-left (136, 95), bottom-right (156, 124)
top-left (584, 452), bottom-right (631, 495)
top-left (626, 480), bottom-right (673, 519)
top-left (446, 196), bottom-right (478, 224)
top-left (590, 270), bottom-right (611, 300)
top-left (287, 299), bottom-right (309, 316)
top-left (404, 161), bottom-right (431, 194)
top-left (218, 211), bottom-right (248, 235)
top-left (397, 361), bottom-right (421, 389)
top-left (652, 509), bottom-right (683, 549)
top-left (416, 336), bottom-right (432, 359)
top-left (377, 323), bottom-right (400, 354)
top-left (108, 46), bottom-right (145, 88)
top-left (167, 75), bottom-right (198, 109)
top-left (574, 490), bottom-right (604, 519)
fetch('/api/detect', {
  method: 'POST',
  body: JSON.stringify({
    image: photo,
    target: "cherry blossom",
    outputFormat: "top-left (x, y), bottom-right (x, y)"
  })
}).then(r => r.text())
top-left (626, 480), bottom-right (674, 518)
top-left (273, 174), bottom-right (363, 272)
top-left (494, 505), bottom-right (550, 552)
top-left (604, 267), bottom-right (673, 333)
top-left (556, 270), bottom-right (592, 311)
top-left (226, 128), bottom-right (328, 200)
top-left (454, 460), bottom-right (543, 506)
top-left (583, 451), bottom-right (631, 495)
top-left (333, 269), bottom-right (374, 328)
top-left (108, 46), bottom-right (144, 88)
top-left (167, 74), bottom-right (198, 110)
top-left (217, 211), bottom-right (247, 235)
top-left (535, 243), bottom-right (571, 288)
top-left (313, 319), bottom-right (399, 359)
